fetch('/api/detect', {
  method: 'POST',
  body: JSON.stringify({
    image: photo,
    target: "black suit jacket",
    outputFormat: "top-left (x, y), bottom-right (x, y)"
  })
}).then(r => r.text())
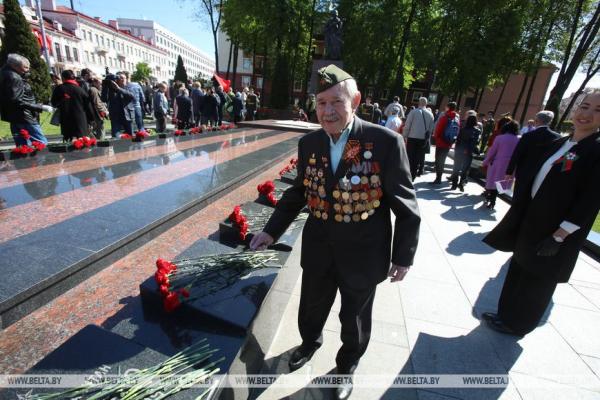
top-left (484, 131), bottom-right (600, 282)
top-left (264, 117), bottom-right (420, 289)
top-left (506, 126), bottom-right (560, 176)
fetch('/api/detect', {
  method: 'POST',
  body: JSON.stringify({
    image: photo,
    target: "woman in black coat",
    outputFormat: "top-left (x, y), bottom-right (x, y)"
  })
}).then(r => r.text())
top-left (482, 91), bottom-right (600, 336)
top-left (201, 88), bottom-right (219, 126)
top-left (51, 70), bottom-right (92, 141)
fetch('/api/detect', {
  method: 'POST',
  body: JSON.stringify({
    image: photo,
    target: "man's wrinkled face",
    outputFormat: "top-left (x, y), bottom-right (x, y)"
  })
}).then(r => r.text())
top-left (316, 83), bottom-right (359, 136)
top-left (16, 63), bottom-right (30, 76)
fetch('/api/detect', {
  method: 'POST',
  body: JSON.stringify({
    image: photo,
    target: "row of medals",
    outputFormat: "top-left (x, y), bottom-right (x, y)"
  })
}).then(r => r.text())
top-left (303, 150), bottom-right (383, 222)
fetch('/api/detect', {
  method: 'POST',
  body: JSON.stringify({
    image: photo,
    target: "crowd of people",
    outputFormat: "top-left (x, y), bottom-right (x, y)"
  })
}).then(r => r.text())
top-left (0, 53), bottom-right (263, 147)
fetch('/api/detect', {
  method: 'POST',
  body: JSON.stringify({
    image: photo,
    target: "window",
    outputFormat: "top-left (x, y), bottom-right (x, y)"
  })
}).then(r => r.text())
top-left (112, 40), bottom-right (115, 49)
top-left (293, 80), bottom-right (302, 92)
top-left (95, 34), bottom-right (99, 44)
top-left (411, 91), bottom-right (422, 103)
top-left (242, 76), bottom-right (251, 87)
top-left (427, 93), bottom-right (438, 105)
top-left (73, 48), bottom-right (79, 62)
top-left (54, 43), bottom-right (62, 62)
top-left (84, 50), bottom-right (89, 62)
top-left (257, 77), bottom-right (263, 89)
top-left (65, 46), bottom-right (72, 61)
top-left (242, 57), bottom-right (252, 71)
top-left (91, 53), bottom-right (96, 63)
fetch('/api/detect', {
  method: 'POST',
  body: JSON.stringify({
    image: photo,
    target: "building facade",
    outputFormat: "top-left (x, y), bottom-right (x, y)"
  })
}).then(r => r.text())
top-left (117, 18), bottom-right (214, 80)
top-left (217, 31), bottom-right (266, 94)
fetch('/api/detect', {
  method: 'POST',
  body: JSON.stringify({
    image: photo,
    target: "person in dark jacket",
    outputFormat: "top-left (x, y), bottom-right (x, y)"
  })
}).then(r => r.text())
top-left (51, 70), bottom-right (93, 141)
top-left (482, 91), bottom-right (600, 337)
top-left (175, 88), bottom-right (193, 129)
top-left (449, 115), bottom-right (481, 191)
top-left (250, 65), bottom-right (420, 400)
top-left (101, 72), bottom-right (135, 137)
top-left (232, 92), bottom-right (243, 123)
top-left (215, 85), bottom-right (227, 126)
top-left (191, 82), bottom-right (204, 127)
top-left (0, 53), bottom-right (53, 146)
top-left (202, 88), bottom-right (219, 126)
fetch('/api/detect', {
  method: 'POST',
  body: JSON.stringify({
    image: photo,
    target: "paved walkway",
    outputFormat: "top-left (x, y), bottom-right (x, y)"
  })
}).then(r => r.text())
top-left (253, 155), bottom-right (600, 400)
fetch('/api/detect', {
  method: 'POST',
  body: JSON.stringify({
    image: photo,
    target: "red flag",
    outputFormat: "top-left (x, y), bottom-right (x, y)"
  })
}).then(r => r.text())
top-left (213, 73), bottom-right (231, 93)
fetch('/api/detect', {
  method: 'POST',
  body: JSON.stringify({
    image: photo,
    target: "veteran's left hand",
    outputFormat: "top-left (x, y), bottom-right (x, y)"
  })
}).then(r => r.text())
top-left (388, 264), bottom-right (410, 282)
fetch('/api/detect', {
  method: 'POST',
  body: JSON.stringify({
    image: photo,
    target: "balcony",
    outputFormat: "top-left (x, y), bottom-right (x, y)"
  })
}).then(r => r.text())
top-left (95, 46), bottom-right (110, 55)
top-left (116, 52), bottom-right (126, 60)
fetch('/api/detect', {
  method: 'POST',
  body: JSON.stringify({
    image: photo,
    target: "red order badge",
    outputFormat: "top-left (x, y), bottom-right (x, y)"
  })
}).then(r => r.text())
top-left (343, 140), bottom-right (362, 165)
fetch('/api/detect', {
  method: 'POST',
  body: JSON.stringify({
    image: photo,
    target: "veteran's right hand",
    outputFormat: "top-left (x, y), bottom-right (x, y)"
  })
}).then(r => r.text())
top-left (41, 105), bottom-right (54, 113)
top-left (250, 231), bottom-right (274, 251)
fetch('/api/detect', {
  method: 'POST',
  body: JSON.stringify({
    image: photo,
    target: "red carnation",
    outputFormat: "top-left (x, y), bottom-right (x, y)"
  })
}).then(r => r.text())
top-left (120, 133), bottom-right (133, 140)
top-left (159, 284), bottom-right (170, 297)
top-left (89, 137), bottom-right (97, 146)
top-left (19, 129), bottom-right (31, 141)
top-left (267, 192), bottom-right (278, 206)
top-left (163, 292), bottom-right (181, 312)
top-left (72, 139), bottom-right (84, 149)
top-left (82, 136), bottom-right (92, 147)
top-left (154, 270), bottom-right (170, 286)
top-left (31, 141), bottom-right (46, 151)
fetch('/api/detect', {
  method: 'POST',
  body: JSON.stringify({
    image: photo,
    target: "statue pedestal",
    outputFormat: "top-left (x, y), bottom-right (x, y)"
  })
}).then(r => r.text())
top-left (309, 59), bottom-right (344, 94)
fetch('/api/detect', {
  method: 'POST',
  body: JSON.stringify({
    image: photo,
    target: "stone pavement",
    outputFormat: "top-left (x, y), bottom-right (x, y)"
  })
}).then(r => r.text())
top-left (250, 155), bottom-right (600, 400)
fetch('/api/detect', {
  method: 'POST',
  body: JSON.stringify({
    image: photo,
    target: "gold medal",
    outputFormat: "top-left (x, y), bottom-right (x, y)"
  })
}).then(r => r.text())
top-left (351, 192), bottom-right (360, 201)
top-left (355, 203), bottom-right (365, 212)
top-left (343, 204), bottom-right (352, 214)
top-left (343, 215), bottom-right (351, 223)
top-left (315, 210), bottom-right (322, 218)
top-left (370, 175), bottom-right (379, 184)
top-left (333, 190), bottom-right (340, 199)
top-left (373, 199), bottom-right (380, 208)
top-left (322, 212), bottom-right (328, 220)
top-left (370, 189), bottom-right (378, 198)
top-left (335, 214), bottom-right (343, 222)
top-left (366, 202), bottom-right (373, 210)
top-left (352, 214), bottom-right (360, 222)
top-left (342, 192), bottom-right (350, 201)
top-left (360, 192), bottom-right (369, 201)
top-left (361, 212), bottom-right (368, 220)
top-left (360, 176), bottom-right (369, 185)
top-left (333, 203), bottom-right (342, 212)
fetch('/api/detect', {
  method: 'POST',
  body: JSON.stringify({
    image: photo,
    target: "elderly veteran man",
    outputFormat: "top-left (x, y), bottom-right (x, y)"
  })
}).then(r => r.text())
top-left (251, 65), bottom-right (420, 399)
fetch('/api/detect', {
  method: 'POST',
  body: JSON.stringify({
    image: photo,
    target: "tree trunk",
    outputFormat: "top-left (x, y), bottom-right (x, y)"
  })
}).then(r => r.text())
top-left (512, 64), bottom-right (532, 117)
top-left (232, 42), bottom-right (239, 90)
top-left (302, 0), bottom-right (317, 99)
top-left (251, 38), bottom-right (257, 88)
top-left (493, 73), bottom-right (511, 114)
top-left (520, 66), bottom-right (539, 125)
top-left (476, 87), bottom-right (485, 111)
top-left (392, 0), bottom-right (417, 97)
top-left (225, 40), bottom-right (233, 80)
top-left (261, 44), bottom-right (268, 105)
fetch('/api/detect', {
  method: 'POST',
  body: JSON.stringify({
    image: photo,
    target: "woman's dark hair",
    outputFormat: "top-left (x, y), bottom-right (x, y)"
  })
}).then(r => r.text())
top-left (501, 120), bottom-right (520, 135)
top-left (61, 70), bottom-right (75, 81)
top-left (465, 115), bottom-right (478, 129)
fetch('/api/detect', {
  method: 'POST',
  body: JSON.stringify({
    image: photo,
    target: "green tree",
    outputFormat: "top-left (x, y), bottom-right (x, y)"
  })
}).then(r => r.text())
top-left (174, 55), bottom-right (188, 83)
top-left (0, 0), bottom-right (52, 103)
top-left (131, 62), bottom-right (152, 82)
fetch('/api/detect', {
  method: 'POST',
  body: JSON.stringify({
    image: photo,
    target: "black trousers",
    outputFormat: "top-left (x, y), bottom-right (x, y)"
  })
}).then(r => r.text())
top-left (434, 147), bottom-right (450, 180)
top-left (497, 258), bottom-right (558, 335)
top-left (298, 267), bottom-right (376, 373)
top-left (406, 138), bottom-right (426, 180)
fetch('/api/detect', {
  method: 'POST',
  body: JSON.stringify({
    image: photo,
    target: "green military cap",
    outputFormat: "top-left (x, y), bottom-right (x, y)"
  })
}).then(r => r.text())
top-left (317, 64), bottom-right (353, 93)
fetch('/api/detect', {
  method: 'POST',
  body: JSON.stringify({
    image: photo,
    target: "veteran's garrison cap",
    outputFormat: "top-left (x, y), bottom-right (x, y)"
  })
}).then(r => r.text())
top-left (317, 64), bottom-right (353, 93)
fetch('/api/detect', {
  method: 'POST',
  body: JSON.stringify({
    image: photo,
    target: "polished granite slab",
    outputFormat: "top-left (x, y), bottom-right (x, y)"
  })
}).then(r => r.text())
top-left (0, 136), bottom-right (300, 329)
top-left (1, 325), bottom-right (220, 400)
top-left (140, 239), bottom-right (289, 331)
top-left (238, 119), bottom-right (320, 133)
top-left (0, 128), bottom-right (246, 168)
top-left (218, 201), bottom-right (306, 251)
top-left (0, 130), bottom-right (281, 208)
top-left (279, 170), bottom-right (298, 184)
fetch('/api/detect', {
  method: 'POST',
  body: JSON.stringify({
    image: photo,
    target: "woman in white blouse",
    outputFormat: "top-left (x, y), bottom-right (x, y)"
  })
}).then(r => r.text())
top-left (481, 90), bottom-right (600, 337)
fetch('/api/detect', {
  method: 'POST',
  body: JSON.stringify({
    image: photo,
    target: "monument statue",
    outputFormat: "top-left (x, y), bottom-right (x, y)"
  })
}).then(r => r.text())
top-left (324, 10), bottom-right (343, 60)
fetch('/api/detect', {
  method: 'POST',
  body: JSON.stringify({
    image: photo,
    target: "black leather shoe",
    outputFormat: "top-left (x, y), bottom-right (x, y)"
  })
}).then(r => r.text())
top-left (333, 364), bottom-right (357, 400)
top-left (288, 344), bottom-right (319, 372)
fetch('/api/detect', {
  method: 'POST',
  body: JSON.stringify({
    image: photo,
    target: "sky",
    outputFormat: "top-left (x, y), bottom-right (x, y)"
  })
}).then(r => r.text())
top-left (42, 1), bottom-right (598, 100)
top-left (52, 0), bottom-right (216, 57)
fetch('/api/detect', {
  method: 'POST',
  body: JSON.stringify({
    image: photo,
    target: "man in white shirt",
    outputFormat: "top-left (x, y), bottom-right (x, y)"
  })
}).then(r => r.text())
top-left (403, 97), bottom-right (435, 180)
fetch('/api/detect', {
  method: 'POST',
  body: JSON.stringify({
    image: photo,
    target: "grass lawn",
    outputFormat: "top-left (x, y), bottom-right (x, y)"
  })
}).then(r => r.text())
top-left (0, 118), bottom-right (113, 140)
top-left (594, 213), bottom-right (600, 233)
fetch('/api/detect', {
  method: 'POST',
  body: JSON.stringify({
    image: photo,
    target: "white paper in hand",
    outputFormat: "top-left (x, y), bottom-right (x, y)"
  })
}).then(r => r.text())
top-left (495, 179), bottom-right (514, 197)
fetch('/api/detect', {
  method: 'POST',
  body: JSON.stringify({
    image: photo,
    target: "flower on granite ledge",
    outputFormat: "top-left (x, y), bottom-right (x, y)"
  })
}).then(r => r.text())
top-left (31, 141), bottom-right (46, 151)
top-left (257, 180), bottom-right (278, 206)
top-left (136, 130), bottom-right (150, 140)
top-left (120, 133), bottom-right (133, 140)
top-left (174, 129), bottom-right (185, 136)
top-left (229, 205), bottom-right (249, 240)
top-left (11, 145), bottom-right (34, 154)
top-left (19, 129), bottom-right (31, 141)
